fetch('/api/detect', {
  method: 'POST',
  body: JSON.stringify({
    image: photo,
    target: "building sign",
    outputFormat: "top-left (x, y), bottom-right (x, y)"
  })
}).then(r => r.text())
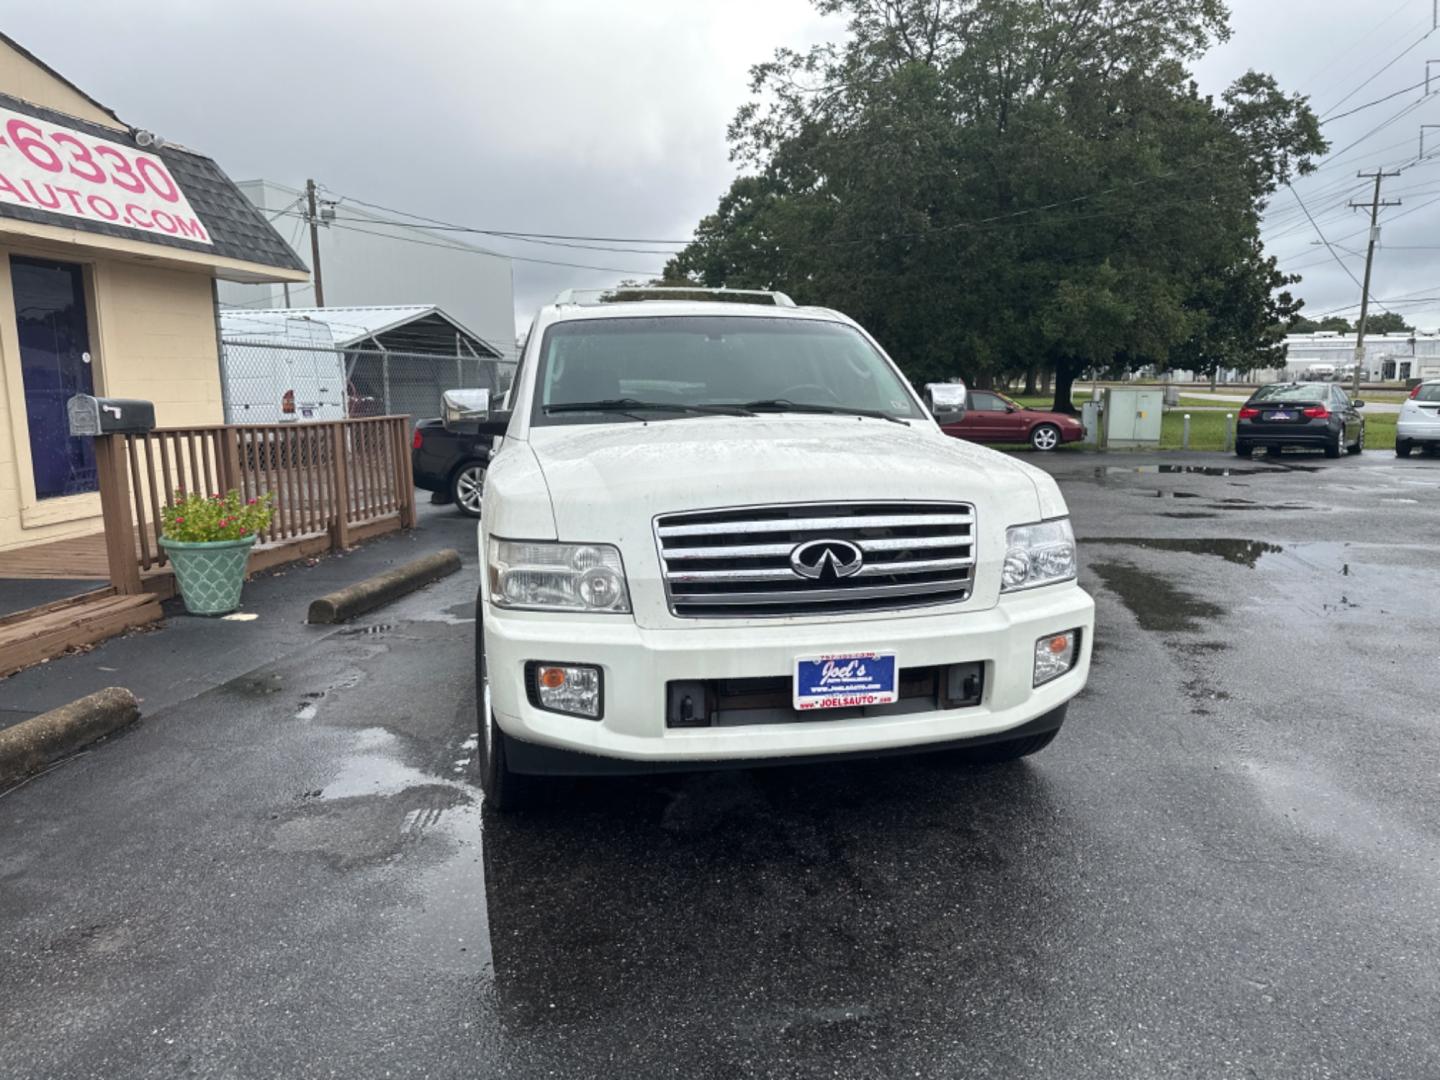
top-left (0, 105), bottom-right (210, 245)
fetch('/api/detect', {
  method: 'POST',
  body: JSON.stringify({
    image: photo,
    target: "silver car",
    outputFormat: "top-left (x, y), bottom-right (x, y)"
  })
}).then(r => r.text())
top-left (1396, 380), bottom-right (1440, 457)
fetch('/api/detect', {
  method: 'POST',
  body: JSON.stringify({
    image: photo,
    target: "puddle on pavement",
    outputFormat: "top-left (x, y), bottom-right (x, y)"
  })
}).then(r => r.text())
top-left (1200, 503), bottom-right (1314, 512)
top-left (1243, 763), bottom-right (1431, 859)
top-left (320, 727), bottom-right (440, 800)
top-left (1098, 464), bottom-right (1282, 478)
top-left (220, 672), bottom-right (285, 697)
top-left (1124, 489), bottom-right (1204, 499)
top-left (337, 623), bottom-right (396, 636)
top-left (1087, 538), bottom-right (1282, 568)
top-left (1159, 511), bottom-right (1219, 519)
top-left (406, 607), bottom-right (476, 627)
top-left (1090, 561), bottom-right (1225, 632)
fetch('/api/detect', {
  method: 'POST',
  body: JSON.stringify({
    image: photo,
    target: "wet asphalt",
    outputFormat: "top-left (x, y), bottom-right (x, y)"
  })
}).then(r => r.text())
top-left (2, 449), bottom-right (1439, 1079)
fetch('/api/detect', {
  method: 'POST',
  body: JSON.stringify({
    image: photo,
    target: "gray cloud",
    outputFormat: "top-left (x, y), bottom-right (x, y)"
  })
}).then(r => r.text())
top-left (6, 0), bottom-right (1438, 334)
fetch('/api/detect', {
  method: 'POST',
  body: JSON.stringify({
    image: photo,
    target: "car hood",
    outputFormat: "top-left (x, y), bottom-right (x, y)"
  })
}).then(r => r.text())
top-left (524, 415), bottom-right (1046, 537)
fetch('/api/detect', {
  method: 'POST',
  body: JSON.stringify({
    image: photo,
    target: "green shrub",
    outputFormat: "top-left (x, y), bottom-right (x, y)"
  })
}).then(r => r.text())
top-left (161, 490), bottom-right (273, 543)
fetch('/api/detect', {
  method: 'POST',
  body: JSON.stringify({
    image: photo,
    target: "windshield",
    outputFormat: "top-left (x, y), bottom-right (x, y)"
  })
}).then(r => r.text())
top-left (1414, 382), bottom-right (1440, 403)
top-left (1251, 383), bottom-right (1329, 403)
top-left (530, 315), bottom-right (926, 425)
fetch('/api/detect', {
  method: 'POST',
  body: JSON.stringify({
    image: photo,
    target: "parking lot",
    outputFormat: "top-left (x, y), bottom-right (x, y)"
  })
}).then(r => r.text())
top-left (2, 449), bottom-right (1439, 1079)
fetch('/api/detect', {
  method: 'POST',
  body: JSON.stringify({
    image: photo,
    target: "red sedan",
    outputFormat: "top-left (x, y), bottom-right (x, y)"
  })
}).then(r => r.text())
top-left (941, 390), bottom-right (1085, 451)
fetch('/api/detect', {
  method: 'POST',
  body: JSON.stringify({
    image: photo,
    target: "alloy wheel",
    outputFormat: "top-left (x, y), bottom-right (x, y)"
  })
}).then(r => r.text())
top-left (1031, 425), bottom-right (1060, 451)
top-left (455, 464), bottom-right (486, 515)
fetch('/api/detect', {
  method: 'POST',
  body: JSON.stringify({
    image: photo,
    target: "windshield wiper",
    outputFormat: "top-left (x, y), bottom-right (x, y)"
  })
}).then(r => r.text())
top-left (545, 398), bottom-right (755, 418)
top-left (738, 399), bottom-right (909, 425)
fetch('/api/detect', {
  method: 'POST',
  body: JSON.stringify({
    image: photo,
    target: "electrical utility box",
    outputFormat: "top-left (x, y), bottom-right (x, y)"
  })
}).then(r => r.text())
top-left (1100, 387), bottom-right (1164, 448)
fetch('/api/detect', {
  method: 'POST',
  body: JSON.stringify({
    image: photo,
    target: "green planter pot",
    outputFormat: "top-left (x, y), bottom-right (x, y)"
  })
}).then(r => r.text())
top-left (159, 535), bottom-right (257, 616)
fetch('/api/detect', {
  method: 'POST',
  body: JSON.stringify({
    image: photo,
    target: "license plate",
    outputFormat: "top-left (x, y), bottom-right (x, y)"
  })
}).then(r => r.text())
top-left (794, 652), bottom-right (898, 711)
top-left (1265, 410), bottom-right (1294, 421)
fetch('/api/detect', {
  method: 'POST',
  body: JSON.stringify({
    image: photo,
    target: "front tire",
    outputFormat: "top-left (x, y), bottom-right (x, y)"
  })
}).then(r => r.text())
top-left (1348, 425), bottom-right (1364, 455)
top-left (1396, 439), bottom-right (1413, 458)
top-left (1030, 424), bottom-right (1061, 452)
top-left (451, 460), bottom-right (487, 519)
top-left (1324, 429), bottom-right (1342, 458)
top-left (476, 598), bottom-right (539, 811)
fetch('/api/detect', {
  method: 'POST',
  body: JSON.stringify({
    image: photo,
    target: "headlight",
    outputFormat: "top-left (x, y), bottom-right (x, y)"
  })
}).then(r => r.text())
top-left (1001, 518), bottom-right (1077, 592)
top-left (488, 539), bottom-right (631, 613)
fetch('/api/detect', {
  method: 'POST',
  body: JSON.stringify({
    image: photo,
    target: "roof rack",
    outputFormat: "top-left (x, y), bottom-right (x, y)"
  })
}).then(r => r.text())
top-left (552, 286), bottom-right (797, 308)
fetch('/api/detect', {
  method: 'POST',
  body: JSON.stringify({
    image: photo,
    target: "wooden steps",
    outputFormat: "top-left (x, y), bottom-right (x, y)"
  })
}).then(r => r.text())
top-left (0, 591), bottom-right (163, 679)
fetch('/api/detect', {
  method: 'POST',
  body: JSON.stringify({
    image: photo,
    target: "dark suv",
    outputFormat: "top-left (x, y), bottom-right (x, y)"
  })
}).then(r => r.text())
top-left (1236, 382), bottom-right (1365, 459)
top-left (411, 419), bottom-right (494, 517)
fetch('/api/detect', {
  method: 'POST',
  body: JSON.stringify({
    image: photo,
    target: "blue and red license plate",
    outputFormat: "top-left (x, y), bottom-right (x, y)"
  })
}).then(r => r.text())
top-left (794, 652), bottom-right (898, 711)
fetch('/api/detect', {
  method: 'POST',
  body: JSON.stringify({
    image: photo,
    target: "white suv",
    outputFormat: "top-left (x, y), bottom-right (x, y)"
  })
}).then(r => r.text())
top-left (1397, 379), bottom-right (1440, 456)
top-left (467, 288), bottom-right (1094, 808)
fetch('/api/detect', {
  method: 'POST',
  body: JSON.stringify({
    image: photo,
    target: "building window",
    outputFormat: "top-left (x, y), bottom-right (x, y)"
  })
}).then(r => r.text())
top-left (11, 256), bottom-right (97, 500)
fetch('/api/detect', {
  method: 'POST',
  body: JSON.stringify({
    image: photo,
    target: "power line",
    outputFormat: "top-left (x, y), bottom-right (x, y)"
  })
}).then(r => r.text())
top-left (1321, 79), bottom-right (1432, 125)
top-left (1285, 182), bottom-right (1393, 312)
top-left (318, 214), bottom-right (682, 254)
top-left (1296, 0), bottom-right (1421, 91)
top-left (1319, 28), bottom-right (1434, 119)
top-left (321, 189), bottom-right (694, 246)
top-left (220, 283), bottom-right (316, 309)
top-left (323, 219), bottom-right (668, 276)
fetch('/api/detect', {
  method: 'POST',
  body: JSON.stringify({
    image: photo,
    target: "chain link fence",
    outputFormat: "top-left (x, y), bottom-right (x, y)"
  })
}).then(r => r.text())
top-left (219, 339), bottom-right (515, 425)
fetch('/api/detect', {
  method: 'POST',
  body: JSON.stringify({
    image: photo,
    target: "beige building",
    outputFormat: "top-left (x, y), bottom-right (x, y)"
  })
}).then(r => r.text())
top-left (0, 34), bottom-right (306, 554)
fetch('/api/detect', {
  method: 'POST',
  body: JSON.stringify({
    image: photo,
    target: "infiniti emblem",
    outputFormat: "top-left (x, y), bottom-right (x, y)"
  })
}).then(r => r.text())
top-left (790, 539), bottom-right (865, 581)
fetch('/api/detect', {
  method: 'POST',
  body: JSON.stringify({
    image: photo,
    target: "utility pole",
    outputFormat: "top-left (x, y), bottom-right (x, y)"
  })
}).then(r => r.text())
top-left (305, 178), bottom-right (326, 308)
top-left (1348, 170), bottom-right (1401, 393)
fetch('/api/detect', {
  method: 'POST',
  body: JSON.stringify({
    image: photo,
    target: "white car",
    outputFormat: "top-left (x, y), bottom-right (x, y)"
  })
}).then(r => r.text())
top-left (1396, 379), bottom-right (1440, 456)
top-left (467, 287), bottom-right (1094, 808)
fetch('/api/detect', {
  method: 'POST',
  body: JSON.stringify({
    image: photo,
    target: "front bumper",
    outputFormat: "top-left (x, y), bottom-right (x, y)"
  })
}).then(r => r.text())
top-left (484, 584), bottom-right (1094, 766)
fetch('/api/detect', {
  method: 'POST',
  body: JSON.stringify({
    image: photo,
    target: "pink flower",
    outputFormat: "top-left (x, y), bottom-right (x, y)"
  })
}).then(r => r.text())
top-left (247, 498), bottom-right (257, 505)
top-left (175, 516), bottom-right (184, 523)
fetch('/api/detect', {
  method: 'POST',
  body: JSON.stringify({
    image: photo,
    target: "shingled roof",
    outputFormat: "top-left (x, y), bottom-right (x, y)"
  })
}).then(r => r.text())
top-left (0, 90), bottom-right (307, 274)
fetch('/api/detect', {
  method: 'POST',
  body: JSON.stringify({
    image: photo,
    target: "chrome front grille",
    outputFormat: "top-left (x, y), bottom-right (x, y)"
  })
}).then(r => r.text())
top-left (655, 502), bottom-right (976, 618)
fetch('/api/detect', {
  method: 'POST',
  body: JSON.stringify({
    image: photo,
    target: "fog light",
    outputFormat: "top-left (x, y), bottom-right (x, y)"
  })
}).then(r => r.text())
top-left (1033, 631), bottom-right (1078, 687)
top-left (529, 663), bottom-right (602, 718)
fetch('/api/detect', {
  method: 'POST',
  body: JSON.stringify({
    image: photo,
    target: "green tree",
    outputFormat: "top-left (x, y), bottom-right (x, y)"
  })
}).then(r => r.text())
top-left (669, 0), bottom-right (1326, 411)
top-left (1290, 316), bottom-right (1355, 333)
top-left (1362, 311), bottom-right (1412, 335)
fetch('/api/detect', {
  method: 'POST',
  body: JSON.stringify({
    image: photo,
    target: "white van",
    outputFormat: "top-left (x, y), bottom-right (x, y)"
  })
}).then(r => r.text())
top-left (219, 314), bottom-right (347, 424)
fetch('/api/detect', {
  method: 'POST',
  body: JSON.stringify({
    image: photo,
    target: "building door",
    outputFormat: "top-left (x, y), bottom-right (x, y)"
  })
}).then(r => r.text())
top-left (11, 256), bottom-right (97, 500)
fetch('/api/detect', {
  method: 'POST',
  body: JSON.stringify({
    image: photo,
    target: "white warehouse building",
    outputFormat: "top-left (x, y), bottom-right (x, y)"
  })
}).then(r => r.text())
top-left (1283, 331), bottom-right (1440, 382)
top-left (216, 180), bottom-right (517, 360)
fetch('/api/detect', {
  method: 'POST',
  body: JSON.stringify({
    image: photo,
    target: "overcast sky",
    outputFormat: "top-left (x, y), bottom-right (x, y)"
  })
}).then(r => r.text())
top-left (5, 0), bottom-right (1440, 336)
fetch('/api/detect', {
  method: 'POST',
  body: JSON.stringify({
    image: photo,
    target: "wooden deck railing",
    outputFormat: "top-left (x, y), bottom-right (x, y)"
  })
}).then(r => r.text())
top-left (95, 416), bottom-right (416, 593)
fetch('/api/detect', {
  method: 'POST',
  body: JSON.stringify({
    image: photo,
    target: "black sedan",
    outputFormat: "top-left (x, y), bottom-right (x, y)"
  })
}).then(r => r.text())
top-left (1236, 382), bottom-right (1365, 459)
top-left (411, 419), bottom-right (494, 517)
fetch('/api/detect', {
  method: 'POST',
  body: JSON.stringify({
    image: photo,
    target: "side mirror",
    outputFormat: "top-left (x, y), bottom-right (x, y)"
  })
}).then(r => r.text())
top-left (1353, 400), bottom-right (1366, 408)
top-left (442, 388), bottom-right (491, 429)
top-left (925, 382), bottom-right (967, 422)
